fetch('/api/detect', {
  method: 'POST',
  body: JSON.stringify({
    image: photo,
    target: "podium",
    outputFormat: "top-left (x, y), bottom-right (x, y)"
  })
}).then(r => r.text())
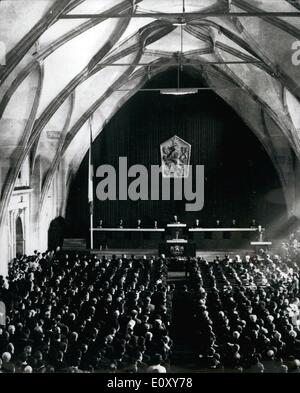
top-left (159, 240), bottom-right (196, 257)
top-left (160, 222), bottom-right (195, 257)
top-left (166, 223), bottom-right (187, 239)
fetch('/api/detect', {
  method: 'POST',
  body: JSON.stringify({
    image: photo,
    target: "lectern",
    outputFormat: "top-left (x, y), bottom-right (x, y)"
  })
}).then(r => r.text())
top-left (159, 221), bottom-right (195, 257)
top-left (166, 222), bottom-right (187, 239)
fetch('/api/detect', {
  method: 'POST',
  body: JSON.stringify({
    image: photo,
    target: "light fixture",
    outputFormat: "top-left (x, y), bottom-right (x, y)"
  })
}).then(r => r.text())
top-left (162, 4), bottom-right (195, 96)
top-left (160, 88), bottom-right (198, 95)
top-left (163, 1), bottom-right (195, 96)
top-left (172, 17), bottom-right (186, 27)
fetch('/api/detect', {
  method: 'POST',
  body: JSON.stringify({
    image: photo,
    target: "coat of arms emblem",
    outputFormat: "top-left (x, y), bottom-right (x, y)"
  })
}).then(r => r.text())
top-left (160, 135), bottom-right (191, 178)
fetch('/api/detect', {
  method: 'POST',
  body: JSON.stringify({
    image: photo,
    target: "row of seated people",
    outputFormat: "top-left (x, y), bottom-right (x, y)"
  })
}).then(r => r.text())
top-left (0, 252), bottom-right (172, 373)
top-left (96, 218), bottom-right (260, 228)
top-left (1, 241), bottom-right (300, 373)
top-left (179, 251), bottom-right (300, 372)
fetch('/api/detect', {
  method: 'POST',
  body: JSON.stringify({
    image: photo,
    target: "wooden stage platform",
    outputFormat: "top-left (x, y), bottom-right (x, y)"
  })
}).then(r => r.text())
top-left (90, 249), bottom-right (157, 258)
top-left (89, 248), bottom-right (253, 261)
top-left (90, 226), bottom-right (261, 251)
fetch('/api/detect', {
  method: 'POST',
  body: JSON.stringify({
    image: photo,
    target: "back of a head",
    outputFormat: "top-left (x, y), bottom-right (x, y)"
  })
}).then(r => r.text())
top-left (24, 365), bottom-right (33, 373)
top-left (152, 353), bottom-right (162, 366)
top-left (2, 352), bottom-right (11, 363)
top-left (279, 364), bottom-right (288, 373)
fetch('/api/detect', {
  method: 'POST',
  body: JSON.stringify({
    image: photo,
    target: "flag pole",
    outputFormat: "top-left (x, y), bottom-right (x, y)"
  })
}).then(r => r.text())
top-left (88, 115), bottom-right (94, 250)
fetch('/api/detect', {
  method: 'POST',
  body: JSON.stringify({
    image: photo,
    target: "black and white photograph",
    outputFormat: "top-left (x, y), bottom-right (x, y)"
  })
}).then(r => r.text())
top-left (1, 0), bottom-right (300, 386)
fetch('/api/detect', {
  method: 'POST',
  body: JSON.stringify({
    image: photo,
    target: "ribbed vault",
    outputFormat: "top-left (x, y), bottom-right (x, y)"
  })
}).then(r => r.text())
top-left (0, 0), bottom-right (300, 273)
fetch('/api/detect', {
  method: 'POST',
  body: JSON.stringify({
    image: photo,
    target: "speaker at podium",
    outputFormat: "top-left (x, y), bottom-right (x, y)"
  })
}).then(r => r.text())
top-left (159, 215), bottom-right (196, 257)
top-left (166, 215), bottom-right (187, 239)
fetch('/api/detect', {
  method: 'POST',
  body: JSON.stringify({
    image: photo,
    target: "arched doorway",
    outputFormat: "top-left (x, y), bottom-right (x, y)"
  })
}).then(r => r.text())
top-left (48, 216), bottom-right (66, 251)
top-left (15, 216), bottom-right (24, 256)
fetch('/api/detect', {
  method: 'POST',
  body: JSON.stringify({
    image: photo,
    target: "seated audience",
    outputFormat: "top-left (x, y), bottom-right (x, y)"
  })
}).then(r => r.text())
top-left (1, 228), bottom-right (300, 373)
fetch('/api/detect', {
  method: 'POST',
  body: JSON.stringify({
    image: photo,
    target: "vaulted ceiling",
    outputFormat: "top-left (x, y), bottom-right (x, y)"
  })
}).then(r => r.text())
top-left (1, 0), bottom-right (300, 224)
